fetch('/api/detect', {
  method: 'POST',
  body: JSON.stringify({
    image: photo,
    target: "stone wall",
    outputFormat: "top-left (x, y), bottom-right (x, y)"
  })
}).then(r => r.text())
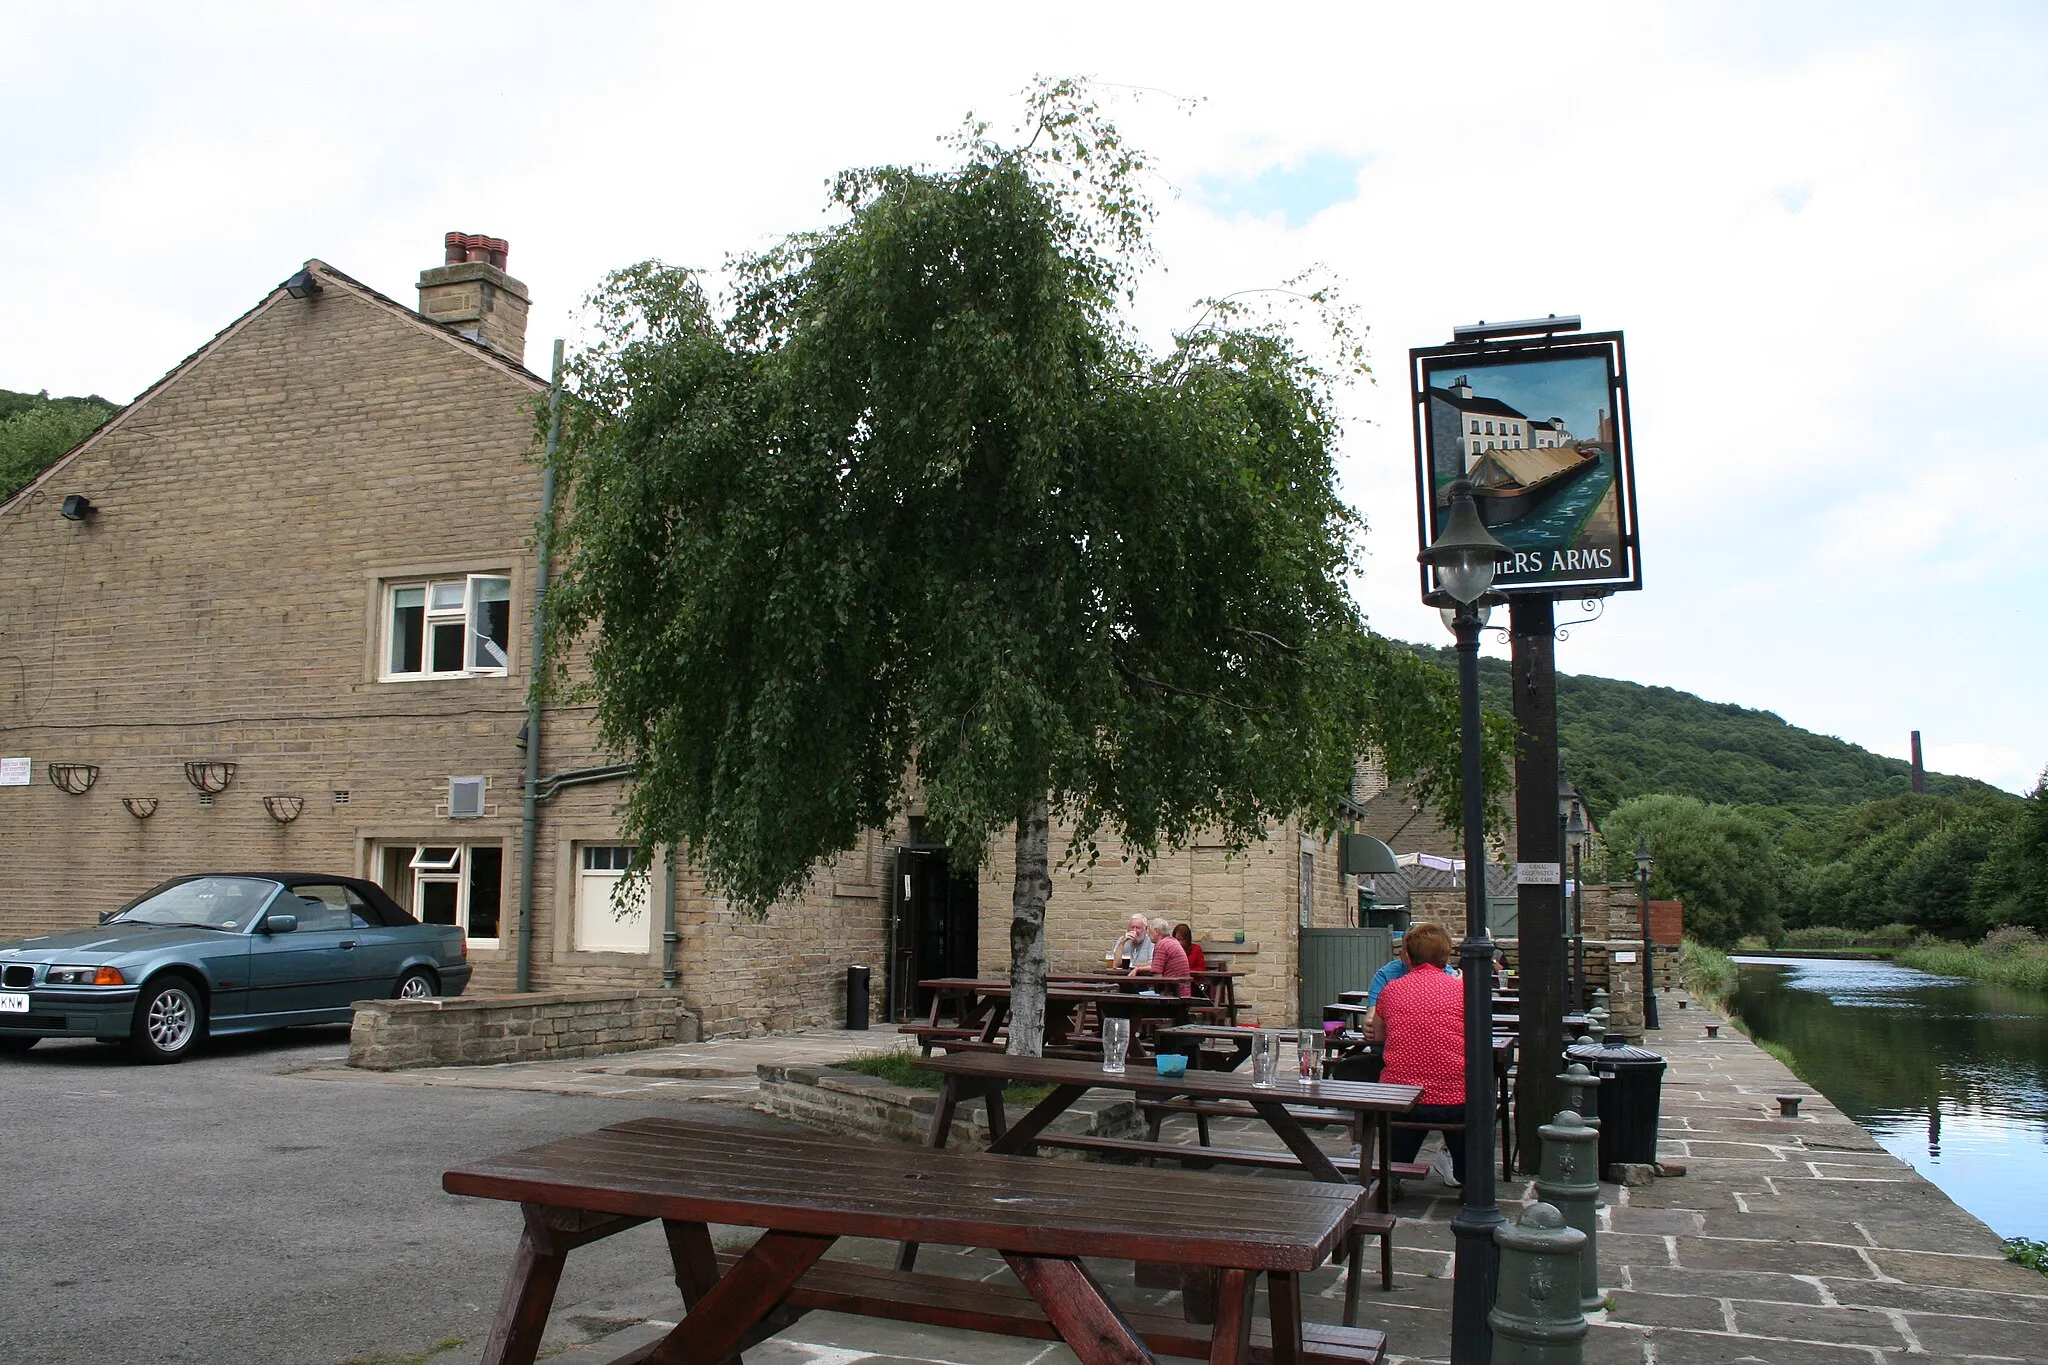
top-left (756, 1062), bottom-right (1141, 1148)
top-left (348, 988), bottom-right (699, 1069)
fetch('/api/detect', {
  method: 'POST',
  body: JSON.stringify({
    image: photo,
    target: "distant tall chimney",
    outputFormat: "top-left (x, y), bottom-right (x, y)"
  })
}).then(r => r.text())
top-left (1911, 731), bottom-right (1926, 793)
top-left (417, 231), bottom-right (529, 364)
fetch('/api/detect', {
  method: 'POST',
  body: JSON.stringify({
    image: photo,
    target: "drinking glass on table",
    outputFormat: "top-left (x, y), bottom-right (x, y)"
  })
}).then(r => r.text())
top-left (1102, 1016), bottom-right (1130, 1074)
top-left (1296, 1029), bottom-right (1323, 1088)
top-left (1251, 1030), bottom-right (1281, 1087)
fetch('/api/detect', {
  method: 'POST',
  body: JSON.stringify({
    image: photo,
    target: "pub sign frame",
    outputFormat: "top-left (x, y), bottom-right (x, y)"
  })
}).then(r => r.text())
top-left (1410, 330), bottom-right (1643, 599)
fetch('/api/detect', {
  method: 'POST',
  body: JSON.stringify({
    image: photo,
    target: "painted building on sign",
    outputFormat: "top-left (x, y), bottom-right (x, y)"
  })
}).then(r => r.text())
top-left (0, 234), bottom-right (1380, 1033)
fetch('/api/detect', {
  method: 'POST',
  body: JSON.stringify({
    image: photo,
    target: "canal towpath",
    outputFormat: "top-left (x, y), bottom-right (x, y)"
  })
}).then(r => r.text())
top-left (300, 998), bottom-right (2048, 1363)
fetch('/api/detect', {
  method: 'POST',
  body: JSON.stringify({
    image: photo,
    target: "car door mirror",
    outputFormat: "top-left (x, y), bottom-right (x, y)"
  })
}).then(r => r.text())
top-left (99, 910), bottom-right (116, 924)
top-left (262, 913), bottom-right (298, 935)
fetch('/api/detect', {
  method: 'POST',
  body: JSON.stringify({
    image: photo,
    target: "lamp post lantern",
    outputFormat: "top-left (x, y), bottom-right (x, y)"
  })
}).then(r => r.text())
top-left (1419, 479), bottom-right (1508, 1364)
top-left (1634, 835), bottom-right (1660, 1032)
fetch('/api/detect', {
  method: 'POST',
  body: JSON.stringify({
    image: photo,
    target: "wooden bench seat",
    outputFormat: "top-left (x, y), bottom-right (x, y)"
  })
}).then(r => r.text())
top-left (1137, 1098), bottom-right (1428, 1182)
top-left (715, 1251), bottom-right (1387, 1365)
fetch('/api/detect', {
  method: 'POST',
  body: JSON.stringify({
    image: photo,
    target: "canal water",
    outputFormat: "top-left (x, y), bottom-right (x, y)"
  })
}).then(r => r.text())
top-left (1729, 956), bottom-right (2048, 1241)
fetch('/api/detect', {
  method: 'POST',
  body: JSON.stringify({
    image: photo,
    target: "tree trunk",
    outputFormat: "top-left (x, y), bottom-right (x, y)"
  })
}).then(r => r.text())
top-left (1007, 794), bottom-right (1052, 1057)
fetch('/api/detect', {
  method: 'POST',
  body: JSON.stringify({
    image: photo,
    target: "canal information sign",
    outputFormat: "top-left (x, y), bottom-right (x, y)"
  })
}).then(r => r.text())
top-left (1411, 330), bottom-right (1642, 598)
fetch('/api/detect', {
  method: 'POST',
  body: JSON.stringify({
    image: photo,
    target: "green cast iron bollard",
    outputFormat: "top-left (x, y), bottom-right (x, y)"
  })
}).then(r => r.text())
top-left (1555, 1063), bottom-right (1601, 1130)
top-left (1489, 1202), bottom-right (1589, 1364)
top-left (1583, 1009), bottom-right (1608, 1046)
top-left (1588, 987), bottom-right (1609, 1015)
top-left (1535, 1110), bottom-right (1603, 1314)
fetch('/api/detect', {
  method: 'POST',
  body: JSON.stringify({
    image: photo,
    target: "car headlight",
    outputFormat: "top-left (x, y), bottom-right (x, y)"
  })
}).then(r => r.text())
top-left (45, 966), bottom-right (126, 986)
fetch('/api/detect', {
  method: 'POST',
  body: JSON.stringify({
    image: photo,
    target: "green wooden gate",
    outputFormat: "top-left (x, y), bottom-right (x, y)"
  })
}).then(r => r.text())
top-left (1298, 927), bottom-right (1395, 1023)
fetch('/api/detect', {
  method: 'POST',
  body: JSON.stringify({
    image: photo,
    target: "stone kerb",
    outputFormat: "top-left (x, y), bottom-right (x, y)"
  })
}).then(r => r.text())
top-left (757, 1062), bottom-right (1142, 1149)
top-left (349, 989), bottom-right (702, 1070)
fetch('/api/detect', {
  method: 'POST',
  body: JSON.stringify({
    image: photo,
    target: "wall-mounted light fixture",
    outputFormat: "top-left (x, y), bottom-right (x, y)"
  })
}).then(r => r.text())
top-left (283, 269), bottom-right (322, 299)
top-left (263, 795), bottom-right (304, 825)
top-left (122, 796), bottom-right (159, 819)
top-left (48, 763), bottom-right (99, 795)
top-left (60, 495), bottom-right (97, 521)
top-left (183, 760), bottom-right (237, 794)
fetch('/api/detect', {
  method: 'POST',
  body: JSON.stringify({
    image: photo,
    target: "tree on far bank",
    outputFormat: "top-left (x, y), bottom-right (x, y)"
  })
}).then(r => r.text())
top-left (1601, 794), bottom-right (1784, 946)
top-left (0, 389), bottom-right (118, 501)
top-left (539, 80), bottom-right (1501, 1053)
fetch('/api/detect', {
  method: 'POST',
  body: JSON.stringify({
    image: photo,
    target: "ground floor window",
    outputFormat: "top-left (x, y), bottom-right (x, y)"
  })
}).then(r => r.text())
top-left (379, 843), bottom-right (502, 945)
top-left (575, 844), bottom-right (648, 953)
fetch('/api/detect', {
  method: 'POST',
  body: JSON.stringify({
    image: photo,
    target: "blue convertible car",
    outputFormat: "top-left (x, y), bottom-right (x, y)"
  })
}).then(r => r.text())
top-left (0, 872), bottom-right (472, 1062)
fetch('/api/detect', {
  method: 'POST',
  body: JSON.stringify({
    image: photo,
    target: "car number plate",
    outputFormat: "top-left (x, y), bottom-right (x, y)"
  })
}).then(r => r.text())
top-left (0, 992), bottom-right (28, 1014)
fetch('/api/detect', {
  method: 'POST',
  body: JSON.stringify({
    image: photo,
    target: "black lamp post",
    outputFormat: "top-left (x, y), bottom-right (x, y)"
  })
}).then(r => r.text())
top-left (1635, 835), bottom-right (1660, 1031)
top-left (1419, 479), bottom-right (1508, 1365)
top-left (1560, 770), bottom-right (1589, 1011)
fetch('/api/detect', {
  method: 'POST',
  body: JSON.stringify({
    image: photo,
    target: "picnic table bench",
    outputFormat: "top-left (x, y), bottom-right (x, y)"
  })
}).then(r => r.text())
top-left (907, 1051), bottom-right (1420, 1316)
top-left (444, 1114), bottom-right (1388, 1365)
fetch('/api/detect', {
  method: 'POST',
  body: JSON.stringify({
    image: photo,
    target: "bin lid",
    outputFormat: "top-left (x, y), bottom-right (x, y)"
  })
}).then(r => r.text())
top-left (1566, 1041), bottom-right (1665, 1066)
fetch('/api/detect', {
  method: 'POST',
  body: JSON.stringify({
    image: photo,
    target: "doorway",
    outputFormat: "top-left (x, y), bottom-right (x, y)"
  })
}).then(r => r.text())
top-left (888, 846), bottom-right (979, 1021)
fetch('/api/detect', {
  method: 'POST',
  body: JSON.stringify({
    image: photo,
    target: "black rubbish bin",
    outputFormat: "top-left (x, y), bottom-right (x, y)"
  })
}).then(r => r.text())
top-left (1565, 1039), bottom-right (1665, 1173)
top-left (845, 965), bottom-right (871, 1031)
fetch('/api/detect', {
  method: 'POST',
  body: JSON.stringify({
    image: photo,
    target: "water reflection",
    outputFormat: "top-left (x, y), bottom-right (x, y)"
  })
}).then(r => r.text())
top-left (1730, 956), bottom-right (2048, 1241)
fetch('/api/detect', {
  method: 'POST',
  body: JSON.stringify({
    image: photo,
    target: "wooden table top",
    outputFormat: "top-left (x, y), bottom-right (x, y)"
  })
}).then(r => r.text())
top-left (917, 1050), bottom-right (1421, 1114)
top-left (443, 1114), bottom-right (1360, 1272)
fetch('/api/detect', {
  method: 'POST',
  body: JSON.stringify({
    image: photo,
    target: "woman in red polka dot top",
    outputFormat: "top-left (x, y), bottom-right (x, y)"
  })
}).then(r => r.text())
top-left (1374, 922), bottom-right (1468, 1185)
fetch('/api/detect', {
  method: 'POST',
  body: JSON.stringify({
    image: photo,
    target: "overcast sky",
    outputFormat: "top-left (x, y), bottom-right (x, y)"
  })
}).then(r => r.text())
top-left (6, 2), bottom-right (2044, 793)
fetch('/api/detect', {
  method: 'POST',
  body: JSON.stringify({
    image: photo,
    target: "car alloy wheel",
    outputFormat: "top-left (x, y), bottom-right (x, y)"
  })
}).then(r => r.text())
top-left (146, 986), bottom-right (197, 1051)
top-left (396, 970), bottom-right (435, 1000)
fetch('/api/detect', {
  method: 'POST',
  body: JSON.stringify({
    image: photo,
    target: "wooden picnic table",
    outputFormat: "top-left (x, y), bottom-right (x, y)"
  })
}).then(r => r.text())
top-left (914, 978), bottom-right (1193, 1057)
top-left (444, 1114), bottom-right (1387, 1365)
top-left (909, 1050), bottom-right (1420, 1313)
top-left (1056, 970), bottom-right (1245, 1024)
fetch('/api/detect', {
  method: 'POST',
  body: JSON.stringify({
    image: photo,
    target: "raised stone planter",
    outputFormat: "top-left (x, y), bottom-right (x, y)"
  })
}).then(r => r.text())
top-left (348, 989), bottom-right (701, 1070)
top-left (756, 1062), bottom-right (1143, 1149)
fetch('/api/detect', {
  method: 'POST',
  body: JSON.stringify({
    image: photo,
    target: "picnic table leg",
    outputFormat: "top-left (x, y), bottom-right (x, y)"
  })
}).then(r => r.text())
top-left (476, 1215), bottom-right (570, 1365)
top-left (625, 1230), bottom-right (836, 1365)
top-left (1003, 1252), bottom-right (1154, 1365)
top-left (898, 1073), bottom-right (965, 1271)
top-left (1246, 1101), bottom-right (1349, 1185)
top-left (988, 1084), bottom-right (1090, 1157)
top-left (1265, 1271), bottom-right (1304, 1365)
top-left (1206, 1268), bottom-right (1254, 1365)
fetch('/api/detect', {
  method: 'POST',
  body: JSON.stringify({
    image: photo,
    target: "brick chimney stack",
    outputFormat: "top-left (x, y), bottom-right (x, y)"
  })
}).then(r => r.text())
top-left (417, 232), bottom-right (529, 365)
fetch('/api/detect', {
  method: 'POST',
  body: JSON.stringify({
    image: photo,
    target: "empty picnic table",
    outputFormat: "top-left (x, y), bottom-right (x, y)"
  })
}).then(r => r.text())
top-left (444, 1114), bottom-right (1388, 1365)
top-left (910, 979), bottom-right (1143, 1053)
top-left (907, 1050), bottom-right (1420, 1313)
top-left (1055, 970), bottom-right (1246, 1024)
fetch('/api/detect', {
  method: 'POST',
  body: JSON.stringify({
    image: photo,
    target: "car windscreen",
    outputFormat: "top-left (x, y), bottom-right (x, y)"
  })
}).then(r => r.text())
top-left (108, 877), bottom-right (282, 931)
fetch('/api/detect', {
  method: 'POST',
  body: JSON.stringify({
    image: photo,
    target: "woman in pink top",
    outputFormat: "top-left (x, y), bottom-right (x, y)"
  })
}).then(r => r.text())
top-left (1135, 917), bottom-right (1192, 997)
top-left (1374, 922), bottom-right (1467, 1184)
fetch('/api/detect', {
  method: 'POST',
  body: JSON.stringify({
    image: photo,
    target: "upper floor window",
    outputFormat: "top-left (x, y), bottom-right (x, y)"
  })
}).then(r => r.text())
top-left (1469, 419), bottom-right (1480, 433)
top-left (385, 575), bottom-right (511, 680)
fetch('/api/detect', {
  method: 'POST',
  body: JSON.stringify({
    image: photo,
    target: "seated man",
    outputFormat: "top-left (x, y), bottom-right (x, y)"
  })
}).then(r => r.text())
top-left (1108, 912), bottom-right (1153, 971)
top-left (1366, 939), bottom-right (1413, 1007)
top-left (1132, 916), bottom-right (1191, 997)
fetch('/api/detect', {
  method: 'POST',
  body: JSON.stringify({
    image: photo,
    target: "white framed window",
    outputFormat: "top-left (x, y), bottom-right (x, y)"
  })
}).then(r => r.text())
top-left (384, 574), bottom-right (512, 680)
top-left (1469, 419), bottom-right (1479, 433)
top-left (404, 843), bottom-right (503, 944)
top-left (575, 844), bottom-right (649, 953)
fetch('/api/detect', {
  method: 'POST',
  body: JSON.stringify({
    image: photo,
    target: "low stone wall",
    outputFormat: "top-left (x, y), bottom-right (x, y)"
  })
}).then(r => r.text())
top-left (348, 989), bottom-right (701, 1070)
top-left (757, 1062), bottom-right (1143, 1148)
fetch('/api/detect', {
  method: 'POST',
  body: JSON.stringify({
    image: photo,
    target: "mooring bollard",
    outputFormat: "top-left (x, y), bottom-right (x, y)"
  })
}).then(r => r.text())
top-left (1535, 1111), bottom-right (1603, 1315)
top-left (1490, 1202), bottom-right (1589, 1364)
top-left (1704, 1023), bottom-right (1719, 1038)
top-left (1677, 998), bottom-right (1688, 1010)
top-left (1777, 1094), bottom-right (1805, 1117)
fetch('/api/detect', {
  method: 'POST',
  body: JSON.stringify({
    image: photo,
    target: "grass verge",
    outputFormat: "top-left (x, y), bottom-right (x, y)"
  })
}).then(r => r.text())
top-left (1678, 938), bottom-right (1736, 1011)
top-left (1895, 944), bottom-right (2048, 993)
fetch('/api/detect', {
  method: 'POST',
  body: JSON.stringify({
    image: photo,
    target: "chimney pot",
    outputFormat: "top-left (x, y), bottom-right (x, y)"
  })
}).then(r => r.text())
top-left (419, 230), bottom-right (530, 365)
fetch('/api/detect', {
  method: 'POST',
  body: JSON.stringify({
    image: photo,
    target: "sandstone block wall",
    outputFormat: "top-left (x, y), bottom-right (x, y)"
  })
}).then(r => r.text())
top-left (348, 988), bottom-right (698, 1069)
top-left (755, 1062), bottom-right (1140, 1147)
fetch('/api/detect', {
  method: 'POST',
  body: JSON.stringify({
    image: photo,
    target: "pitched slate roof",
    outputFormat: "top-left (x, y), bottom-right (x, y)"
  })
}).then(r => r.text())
top-left (1428, 386), bottom-right (1530, 421)
top-left (1, 257), bottom-right (545, 516)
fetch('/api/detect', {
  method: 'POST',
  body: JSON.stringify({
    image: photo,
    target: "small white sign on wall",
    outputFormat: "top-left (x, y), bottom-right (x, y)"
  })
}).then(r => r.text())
top-left (1516, 862), bottom-right (1561, 885)
top-left (1613, 950), bottom-right (1638, 963)
top-left (0, 757), bottom-right (29, 787)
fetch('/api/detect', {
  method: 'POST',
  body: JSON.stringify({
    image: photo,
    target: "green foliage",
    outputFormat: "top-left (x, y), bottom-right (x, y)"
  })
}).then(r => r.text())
top-left (2006, 1238), bottom-right (2048, 1277)
top-left (1678, 937), bottom-right (1735, 1009)
top-left (1600, 795), bottom-right (1784, 946)
top-left (835, 1046), bottom-right (1053, 1102)
top-left (1757, 1037), bottom-right (1809, 1084)
top-left (1973, 771), bottom-right (2048, 929)
top-left (1898, 935), bottom-right (2048, 992)
top-left (540, 80), bottom-right (1505, 926)
top-left (0, 388), bottom-right (118, 500)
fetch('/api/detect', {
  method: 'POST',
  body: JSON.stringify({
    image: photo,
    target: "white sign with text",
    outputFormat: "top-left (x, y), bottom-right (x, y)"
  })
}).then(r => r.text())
top-left (0, 758), bottom-right (29, 787)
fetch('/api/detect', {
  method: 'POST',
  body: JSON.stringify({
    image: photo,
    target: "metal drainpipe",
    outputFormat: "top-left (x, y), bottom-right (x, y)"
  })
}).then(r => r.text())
top-left (515, 338), bottom-right (565, 992)
top-left (661, 849), bottom-right (679, 990)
